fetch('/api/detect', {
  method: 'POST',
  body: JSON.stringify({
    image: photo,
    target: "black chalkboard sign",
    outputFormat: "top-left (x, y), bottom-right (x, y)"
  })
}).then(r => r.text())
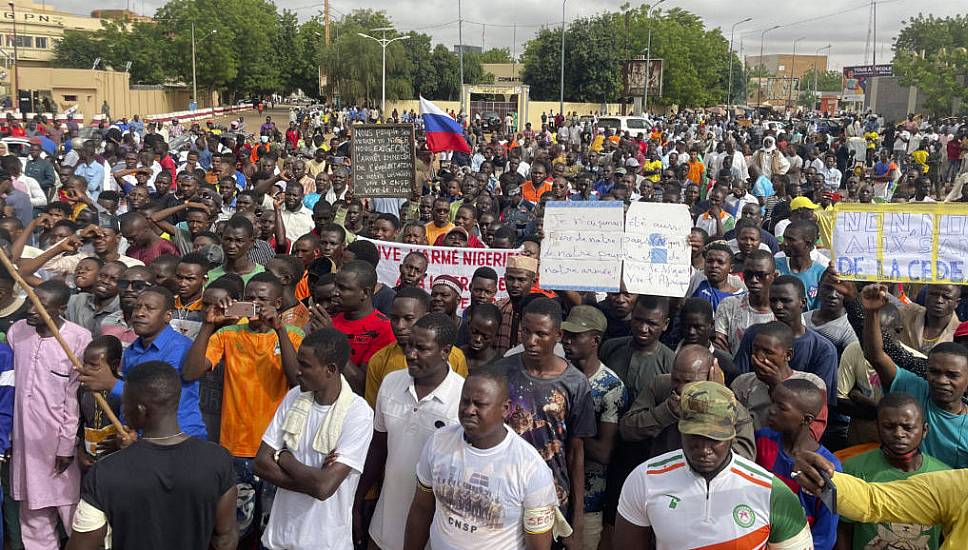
top-left (351, 123), bottom-right (416, 198)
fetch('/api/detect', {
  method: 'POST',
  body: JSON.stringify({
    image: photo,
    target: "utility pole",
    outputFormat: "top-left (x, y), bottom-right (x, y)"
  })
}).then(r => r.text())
top-left (756, 25), bottom-right (781, 107)
top-left (458, 0), bottom-right (464, 113)
top-left (872, 0), bottom-right (877, 65)
top-left (191, 22), bottom-right (197, 107)
top-left (788, 36), bottom-right (806, 110)
top-left (559, 0), bottom-right (566, 116)
top-left (8, 1), bottom-right (18, 111)
top-left (643, 0), bottom-right (666, 114)
top-left (324, 0), bottom-right (330, 45)
top-left (813, 43), bottom-right (831, 112)
top-left (726, 17), bottom-right (752, 109)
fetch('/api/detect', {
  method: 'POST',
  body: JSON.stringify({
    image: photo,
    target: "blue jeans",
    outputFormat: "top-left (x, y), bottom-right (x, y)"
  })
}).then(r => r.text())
top-left (232, 457), bottom-right (276, 542)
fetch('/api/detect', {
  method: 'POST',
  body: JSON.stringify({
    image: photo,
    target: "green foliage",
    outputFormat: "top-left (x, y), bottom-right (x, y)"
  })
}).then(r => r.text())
top-left (798, 68), bottom-right (842, 92)
top-left (479, 48), bottom-right (512, 63)
top-left (51, 22), bottom-right (167, 84)
top-left (893, 14), bottom-right (968, 116)
top-left (51, 30), bottom-right (106, 70)
top-left (520, 5), bottom-right (734, 108)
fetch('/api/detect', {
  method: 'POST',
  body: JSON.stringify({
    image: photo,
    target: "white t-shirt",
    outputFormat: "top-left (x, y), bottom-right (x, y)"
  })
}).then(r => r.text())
top-left (370, 369), bottom-right (464, 550)
top-left (261, 387), bottom-right (374, 550)
top-left (416, 425), bottom-right (558, 550)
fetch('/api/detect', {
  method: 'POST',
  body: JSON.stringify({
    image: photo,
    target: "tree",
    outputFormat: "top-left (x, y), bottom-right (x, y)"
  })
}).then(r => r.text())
top-left (479, 48), bottom-right (512, 63)
top-left (51, 21), bottom-right (167, 85)
top-left (799, 68), bottom-right (842, 92)
top-left (893, 14), bottom-right (968, 116)
top-left (521, 5), bottom-right (734, 107)
top-left (51, 30), bottom-right (105, 69)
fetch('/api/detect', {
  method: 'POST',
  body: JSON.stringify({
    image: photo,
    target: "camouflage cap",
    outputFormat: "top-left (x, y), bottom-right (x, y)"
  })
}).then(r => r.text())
top-left (678, 381), bottom-right (738, 441)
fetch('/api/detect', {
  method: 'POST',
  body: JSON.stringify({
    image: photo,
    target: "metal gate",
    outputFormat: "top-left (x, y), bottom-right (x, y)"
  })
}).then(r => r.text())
top-left (469, 100), bottom-right (516, 121)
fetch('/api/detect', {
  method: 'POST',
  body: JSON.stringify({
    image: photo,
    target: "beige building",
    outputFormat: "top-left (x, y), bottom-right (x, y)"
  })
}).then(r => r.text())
top-left (0, 0), bottom-right (131, 68)
top-left (0, 1), bottom-right (166, 116)
top-left (17, 66), bottom-right (204, 120)
top-left (481, 63), bottom-right (523, 84)
top-left (745, 53), bottom-right (829, 106)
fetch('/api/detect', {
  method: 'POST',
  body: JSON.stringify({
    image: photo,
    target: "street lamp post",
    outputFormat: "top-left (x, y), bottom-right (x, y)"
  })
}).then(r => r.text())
top-left (788, 36), bottom-right (806, 109)
top-left (559, 0), bottom-right (566, 117)
top-left (726, 17), bottom-right (752, 109)
top-left (8, 1), bottom-right (18, 111)
top-left (191, 23), bottom-right (217, 109)
top-left (756, 25), bottom-right (781, 107)
top-left (358, 28), bottom-right (411, 116)
top-left (813, 43), bottom-right (831, 112)
top-left (643, 0), bottom-right (666, 115)
top-left (458, 0), bottom-right (464, 113)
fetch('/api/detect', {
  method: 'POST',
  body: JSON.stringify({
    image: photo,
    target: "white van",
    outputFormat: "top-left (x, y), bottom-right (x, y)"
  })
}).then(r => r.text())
top-left (595, 116), bottom-right (653, 136)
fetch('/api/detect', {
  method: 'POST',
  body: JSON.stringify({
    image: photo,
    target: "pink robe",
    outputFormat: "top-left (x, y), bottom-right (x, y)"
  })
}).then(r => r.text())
top-left (9, 320), bottom-right (91, 510)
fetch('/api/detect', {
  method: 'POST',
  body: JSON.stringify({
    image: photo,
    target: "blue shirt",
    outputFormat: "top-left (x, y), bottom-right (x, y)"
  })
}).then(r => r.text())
top-left (234, 170), bottom-right (248, 191)
top-left (891, 368), bottom-right (968, 468)
top-left (692, 279), bottom-right (745, 312)
top-left (776, 256), bottom-right (827, 311)
top-left (755, 428), bottom-right (841, 550)
top-left (74, 160), bottom-right (105, 200)
top-left (111, 325), bottom-right (207, 439)
top-left (0, 342), bottom-right (13, 453)
top-left (734, 325), bottom-right (839, 407)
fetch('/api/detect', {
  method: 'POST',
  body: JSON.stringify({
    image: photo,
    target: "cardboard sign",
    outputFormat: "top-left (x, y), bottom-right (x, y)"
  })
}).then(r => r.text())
top-left (351, 124), bottom-right (416, 197)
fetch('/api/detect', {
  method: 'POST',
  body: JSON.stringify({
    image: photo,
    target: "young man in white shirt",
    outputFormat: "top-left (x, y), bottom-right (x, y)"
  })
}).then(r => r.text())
top-left (404, 369), bottom-right (559, 550)
top-left (254, 327), bottom-right (374, 550)
top-left (356, 312), bottom-right (465, 550)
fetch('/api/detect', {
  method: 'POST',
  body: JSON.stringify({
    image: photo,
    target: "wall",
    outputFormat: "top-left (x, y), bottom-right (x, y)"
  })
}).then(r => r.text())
top-left (14, 67), bottom-right (217, 121)
top-left (385, 99), bottom-right (636, 130)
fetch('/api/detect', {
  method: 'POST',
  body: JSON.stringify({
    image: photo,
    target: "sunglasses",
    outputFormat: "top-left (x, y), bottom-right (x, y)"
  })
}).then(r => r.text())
top-left (743, 270), bottom-right (773, 281)
top-left (117, 280), bottom-right (154, 291)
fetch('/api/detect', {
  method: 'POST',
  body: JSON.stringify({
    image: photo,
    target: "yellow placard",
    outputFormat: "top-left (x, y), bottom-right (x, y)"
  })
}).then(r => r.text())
top-left (831, 202), bottom-right (968, 284)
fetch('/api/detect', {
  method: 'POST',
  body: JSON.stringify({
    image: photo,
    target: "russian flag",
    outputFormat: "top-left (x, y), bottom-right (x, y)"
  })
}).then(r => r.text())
top-left (420, 96), bottom-right (470, 154)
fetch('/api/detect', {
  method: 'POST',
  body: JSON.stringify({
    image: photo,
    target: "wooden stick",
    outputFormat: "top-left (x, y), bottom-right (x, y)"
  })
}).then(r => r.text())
top-left (0, 247), bottom-right (125, 433)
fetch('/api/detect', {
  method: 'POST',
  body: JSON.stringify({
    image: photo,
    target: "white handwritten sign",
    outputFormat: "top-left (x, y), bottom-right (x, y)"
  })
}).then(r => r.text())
top-left (623, 202), bottom-right (693, 297)
top-left (541, 201), bottom-right (625, 291)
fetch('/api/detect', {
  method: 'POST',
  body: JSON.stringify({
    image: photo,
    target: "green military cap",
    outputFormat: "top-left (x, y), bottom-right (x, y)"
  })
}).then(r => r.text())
top-left (678, 381), bottom-right (738, 441)
top-left (561, 305), bottom-right (607, 334)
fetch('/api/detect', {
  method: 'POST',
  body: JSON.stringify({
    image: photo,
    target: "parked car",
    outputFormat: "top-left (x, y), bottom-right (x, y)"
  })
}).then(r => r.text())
top-left (595, 116), bottom-right (652, 136)
top-left (480, 111), bottom-right (502, 131)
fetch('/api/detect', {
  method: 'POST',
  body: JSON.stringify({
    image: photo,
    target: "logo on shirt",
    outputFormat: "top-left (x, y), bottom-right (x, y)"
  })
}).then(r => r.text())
top-left (732, 504), bottom-right (755, 528)
top-left (660, 494), bottom-right (680, 509)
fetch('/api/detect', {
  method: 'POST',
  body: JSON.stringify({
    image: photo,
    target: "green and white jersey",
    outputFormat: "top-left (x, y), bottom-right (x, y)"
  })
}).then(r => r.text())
top-left (617, 449), bottom-right (812, 549)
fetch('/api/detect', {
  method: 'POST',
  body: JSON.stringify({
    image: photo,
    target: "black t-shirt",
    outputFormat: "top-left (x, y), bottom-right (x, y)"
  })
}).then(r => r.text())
top-left (81, 438), bottom-right (234, 549)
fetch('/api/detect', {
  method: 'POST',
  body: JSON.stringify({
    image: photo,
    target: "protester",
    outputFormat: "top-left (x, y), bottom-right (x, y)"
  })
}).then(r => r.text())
top-left (859, 283), bottom-right (968, 468)
top-left (560, 305), bottom-right (627, 549)
top-left (614, 382), bottom-right (811, 549)
top-left (357, 313), bottom-right (463, 550)
top-left (837, 393), bottom-right (949, 550)
top-left (491, 297), bottom-right (596, 547)
top-left (254, 328), bottom-right (373, 550)
top-left (403, 368), bottom-right (558, 550)
top-left (183, 272), bottom-right (304, 537)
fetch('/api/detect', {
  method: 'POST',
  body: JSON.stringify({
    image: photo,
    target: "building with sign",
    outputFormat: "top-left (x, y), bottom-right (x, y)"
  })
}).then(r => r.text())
top-left (0, 0), bottom-right (143, 68)
top-left (0, 0), bottom-right (145, 111)
top-left (745, 53), bottom-right (828, 106)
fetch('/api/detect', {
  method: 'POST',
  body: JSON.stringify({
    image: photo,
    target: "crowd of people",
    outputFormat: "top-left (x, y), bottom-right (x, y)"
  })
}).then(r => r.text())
top-left (0, 99), bottom-right (963, 550)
